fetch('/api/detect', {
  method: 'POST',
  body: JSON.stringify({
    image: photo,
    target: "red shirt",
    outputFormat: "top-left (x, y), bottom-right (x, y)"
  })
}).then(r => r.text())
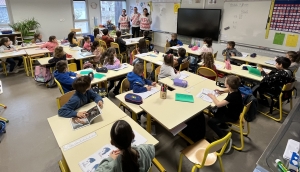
top-left (102, 35), bottom-right (114, 48)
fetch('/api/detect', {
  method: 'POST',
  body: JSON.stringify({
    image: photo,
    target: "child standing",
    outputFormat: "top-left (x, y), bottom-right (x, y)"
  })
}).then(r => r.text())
top-left (54, 60), bottom-right (81, 93)
top-left (96, 120), bottom-right (155, 172)
top-left (41, 35), bottom-right (59, 53)
top-left (165, 33), bottom-right (183, 55)
top-left (139, 8), bottom-right (152, 33)
top-left (207, 75), bottom-right (244, 153)
top-left (199, 37), bottom-right (213, 54)
top-left (222, 41), bottom-right (242, 61)
top-left (285, 51), bottom-right (300, 72)
top-left (32, 33), bottom-right (43, 43)
top-left (58, 76), bottom-right (103, 118)
top-left (127, 63), bottom-right (156, 93)
top-left (102, 47), bottom-right (123, 96)
top-left (115, 30), bottom-right (126, 53)
top-left (0, 37), bottom-right (23, 73)
top-left (83, 36), bottom-right (92, 51)
top-left (47, 46), bottom-right (66, 68)
top-left (174, 48), bottom-right (187, 71)
top-left (102, 29), bottom-right (114, 48)
top-left (118, 9), bottom-right (130, 33)
top-left (200, 52), bottom-right (217, 80)
top-left (158, 54), bottom-right (180, 80)
top-left (131, 7), bottom-right (141, 38)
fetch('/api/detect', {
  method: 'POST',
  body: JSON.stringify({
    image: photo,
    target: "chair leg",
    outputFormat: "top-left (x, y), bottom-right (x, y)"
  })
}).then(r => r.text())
top-left (178, 132), bottom-right (194, 145)
top-left (232, 125), bottom-right (244, 151)
top-left (244, 122), bottom-right (250, 136)
top-left (217, 155), bottom-right (225, 172)
top-left (178, 153), bottom-right (184, 172)
top-left (146, 113), bottom-right (152, 133)
top-left (290, 97), bottom-right (293, 110)
top-left (191, 165), bottom-right (198, 172)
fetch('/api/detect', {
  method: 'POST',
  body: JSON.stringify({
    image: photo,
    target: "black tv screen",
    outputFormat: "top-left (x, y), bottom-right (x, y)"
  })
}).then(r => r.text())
top-left (177, 9), bottom-right (221, 41)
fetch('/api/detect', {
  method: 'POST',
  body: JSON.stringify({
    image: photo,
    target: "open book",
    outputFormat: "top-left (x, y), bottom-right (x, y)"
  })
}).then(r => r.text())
top-left (79, 130), bottom-right (147, 172)
top-left (135, 87), bottom-right (159, 99)
top-left (196, 88), bottom-right (220, 103)
top-left (70, 105), bottom-right (102, 130)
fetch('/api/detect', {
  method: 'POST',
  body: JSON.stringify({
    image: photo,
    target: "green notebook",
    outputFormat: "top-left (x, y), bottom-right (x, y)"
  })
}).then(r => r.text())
top-left (248, 67), bottom-right (261, 76)
top-left (80, 70), bottom-right (93, 75)
top-left (94, 73), bottom-right (105, 79)
top-left (175, 93), bottom-right (194, 103)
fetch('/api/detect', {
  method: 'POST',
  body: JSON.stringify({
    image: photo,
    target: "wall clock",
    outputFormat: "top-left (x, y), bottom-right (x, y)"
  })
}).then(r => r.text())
top-left (91, 2), bottom-right (97, 9)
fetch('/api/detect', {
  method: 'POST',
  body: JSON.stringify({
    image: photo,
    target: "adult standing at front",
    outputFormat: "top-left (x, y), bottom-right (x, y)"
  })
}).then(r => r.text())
top-left (118, 9), bottom-right (130, 33)
top-left (140, 8), bottom-right (152, 34)
top-left (131, 7), bottom-right (140, 38)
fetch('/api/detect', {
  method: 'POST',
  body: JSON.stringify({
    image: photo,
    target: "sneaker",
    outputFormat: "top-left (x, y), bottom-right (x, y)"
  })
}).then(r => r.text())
top-left (140, 115), bottom-right (147, 128)
top-left (9, 68), bottom-right (19, 74)
top-left (224, 138), bottom-right (232, 154)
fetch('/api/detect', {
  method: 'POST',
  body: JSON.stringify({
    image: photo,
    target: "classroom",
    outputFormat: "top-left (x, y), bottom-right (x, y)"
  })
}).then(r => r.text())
top-left (0, 0), bottom-right (300, 172)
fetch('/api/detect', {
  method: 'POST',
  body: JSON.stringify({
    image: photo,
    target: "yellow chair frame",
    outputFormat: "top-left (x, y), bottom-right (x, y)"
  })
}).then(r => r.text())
top-left (1, 60), bottom-right (7, 76)
top-left (99, 40), bottom-right (107, 51)
top-left (197, 67), bottom-right (218, 81)
top-left (178, 132), bottom-right (232, 172)
top-left (56, 90), bottom-right (76, 109)
top-left (110, 42), bottom-right (126, 63)
top-left (67, 63), bottom-right (77, 72)
top-left (213, 51), bottom-right (218, 60)
top-left (179, 61), bottom-right (189, 71)
top-left (0, 104), bottom-right (8, 123)
top-left (54, 78), bottom-right (65, 95)
top-left (227, 101), bottom-right (252, 151)
top-left (154, 66), bottom-right (161, 82)
top-left (131, 49), bottom-right (138, 63)
top-left (165, 42), bottom-right (170, 53)
top-left (258, 82), bottom-right (295, 122)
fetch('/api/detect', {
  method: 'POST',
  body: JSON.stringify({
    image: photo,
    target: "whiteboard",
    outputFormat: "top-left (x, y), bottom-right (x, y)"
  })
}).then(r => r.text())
top-left (221, 0), bottom-right (300, 52)
top-left (151, 3), bottom-right (177, 33)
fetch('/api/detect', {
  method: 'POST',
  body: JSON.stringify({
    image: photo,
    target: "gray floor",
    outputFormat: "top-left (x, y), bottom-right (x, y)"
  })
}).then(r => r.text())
top-left (0, 55), bottom-right (298, 172)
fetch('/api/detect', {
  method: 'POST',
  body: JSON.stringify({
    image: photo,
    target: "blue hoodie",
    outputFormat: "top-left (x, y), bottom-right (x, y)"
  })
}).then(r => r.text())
top-left (54, 70), bottom-right (77, 93)
top-left (58, 90), bottom-right (103, 118)
top-left (127, 72), bottom-right (152, 93)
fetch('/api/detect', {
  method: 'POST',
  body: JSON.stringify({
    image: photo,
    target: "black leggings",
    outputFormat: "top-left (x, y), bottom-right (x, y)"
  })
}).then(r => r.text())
top-left (131, 27), bottom-right (140, 38)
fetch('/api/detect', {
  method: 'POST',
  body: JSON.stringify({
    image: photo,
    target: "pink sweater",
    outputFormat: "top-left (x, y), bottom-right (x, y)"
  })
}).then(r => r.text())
top-left (41, 42), bottom-right (59, 52)
top-left (104, 57), bottom-right (121, 70)
top-left (83, 42), bottom-right (91, 51)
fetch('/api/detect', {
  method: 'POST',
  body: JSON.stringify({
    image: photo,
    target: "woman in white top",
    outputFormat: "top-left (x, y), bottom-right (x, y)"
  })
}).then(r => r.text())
top-left (199, 37), bottom-right (213, 55)
top-left (139, 8), bottom-right (152, 33)
top-left (131, 7), bottom-right (141, 38)
top-left (118, 9), bottom-right (130, 33)
top-left (158, 54), bottom-right (181, 80)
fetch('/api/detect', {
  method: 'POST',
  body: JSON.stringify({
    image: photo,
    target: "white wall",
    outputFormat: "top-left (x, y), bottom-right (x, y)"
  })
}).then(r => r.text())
top-left (87, 0), bottom-right (100, 33)
top-left (8, 0), bottom-right (73, 40)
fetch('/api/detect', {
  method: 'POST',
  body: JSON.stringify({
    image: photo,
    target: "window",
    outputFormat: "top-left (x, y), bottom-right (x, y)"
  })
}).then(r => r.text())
top-left (73, 0), bottom-right (89, 33)
top-left (0, 0), bottom-right (10, 24)
top-left (100, 1), bottom-right (126, 26)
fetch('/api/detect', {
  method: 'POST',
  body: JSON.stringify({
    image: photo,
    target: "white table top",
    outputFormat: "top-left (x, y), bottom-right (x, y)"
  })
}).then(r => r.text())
top-left (231, 55), bottom-right (276, 68)
top-left (63, 47), bottom-right (95, 60)
top-left (62, 116), bottom-right (158, 172)
top-left (170, 44), bottom-right (201, 56)
top-left (0, 50), bottom-right (27, 59)
top-left (47, 98), bottom-right (127, 147)
top-left (25, 48), bottom-right (50, 56)
top-left (136, 52), bottom-right (165, 65)
top-left (16, 44), bottom-right (40, 50)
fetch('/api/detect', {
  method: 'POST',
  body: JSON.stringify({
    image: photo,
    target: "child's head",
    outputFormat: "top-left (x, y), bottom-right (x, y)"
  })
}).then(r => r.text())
top-left (164, 54), bottom-right (174, 66)
top-left (116, 30), bottom-right (122, 38)
top-left (107, 20), bottom-right (112, 24)
top-left (72, 76), bottom-right (92, 94)
top-left (171, 33), bottom-right (177, 40)
top-left (122, 9), bottom-right (126, 15)
top-left (275, 56), bottom-right (291, 69)
top-left (91, 41), bottom-right (100, 52)
top-left (203, 37), bottom-right (212, 48)
top-left (227, 41), bottom-right (235, 49)
top-left (110, 120), bottom-right (138, 172)
top-left (178, 48), bottom-right (186, 58)
top-left (286, 51), bottom-right (300, 63)
top-left (103, 47), bottom-right (116, 65)
top-left (143, 8), bottom-right (149, 16)
top-left (56, 60), bottom-right (68, 73)
top-left (133, 63), bottom-right (144, 76)
top-left (34, 33), bottom-right (42, 40)
top-left (0, 37), bottom-right (10, 46)
top-left (94, 28), bottom-right (100, 37)
top-left (49, 36), bottom-right (56, 42)
top-left (134, 7), bottom-right (137, 13)
top-left (202, 52), bottom-right (214, 69)
top-left (138, 38), bottom-right (147, 50)
top-left (68, 32), bottom-right (75, 43)
top-left (225, 75), bottom-right (240, 91)
top-left (54, 46), bottom-right (65, 58)
top-left (84, 36), bottom-right (90, 42)
top-left (143, 31), bottom-right (149, 37)
top-left (102, 29), bottom-right (109, 35)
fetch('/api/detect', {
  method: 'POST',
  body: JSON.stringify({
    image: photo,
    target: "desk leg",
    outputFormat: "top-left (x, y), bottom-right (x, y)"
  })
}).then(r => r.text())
top-left (132, 112), bottom-right (137, 122)
top-left (80, 59), bottom-right (83, 70)
top-left (30, 57), bottom-right (34, 78)
top-left (144, 60), bottom-right (147, 78)
top-left (151, 63), bottom-right (155, 72)
top-left (246, 62), bottom-right (249, 65)
top-left (146, 113), bottom-right (152, 133)
top-left (23, 56), bottom-right (29, 76)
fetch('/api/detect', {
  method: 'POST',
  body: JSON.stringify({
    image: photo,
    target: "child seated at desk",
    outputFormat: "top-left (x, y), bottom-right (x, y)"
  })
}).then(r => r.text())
top-left (165, 33), bottom-right (183, 55)
top-left (207, 75), bottom-right (243, 153)
top-left (47, 46), bottom-right (66, 68)
top-left (96, 120), bottom-right (155, 172)
top-left (199, 52), bottom-right (218, 81)
top-left (41, 35), bottom-right (59, 54)
top-left (199, 37), bottom-right (213, 55)
top-left (88, 41), bottom-right (104, 67)
top-left (58, 75), bottom-right (103, 118)
top-left (174, 48), bottom-right (188, 71)
top-left (285, 51), bottom-right (300, 72)
top-left (68, 31), bottom-right (79, 46)
top-left (32, 33), bottom-right (43, 43)
top-left (54, 60), bottom-right (80, 93)
top-left (114, 30), bottom-right (126, 53)
top-left (102, 29), bottom-right (114, 48)
top-left (222, 41), bottom-right (242, 62)
top-left (0, 37), bottom-right (23, 73)
top-left (158, 54), bottom-right (180, 80)
top-left (132, 38), bottom-right (149, 66)
top-left (127, 63), bottom-right (156, 93)
top-left (83, 36), bottom-right (92, 51)
top-left (94, 28), bottom-right (103, 41)
top-left (254, 57), bottom-right (293, 106)
top-left (102, 47), bottom-right (124, 96)
top-left (143, 31), bottom-right (153, 51)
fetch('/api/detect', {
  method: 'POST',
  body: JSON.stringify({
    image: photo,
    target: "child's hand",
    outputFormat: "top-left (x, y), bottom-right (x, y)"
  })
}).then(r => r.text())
top-left (151, 82), bottom-right (156, 86)
top-left (98, 100), bottom-right (103, 109)
top-left (231, 53), bottom-right (235, 56)
top-left (76, 74), bottom-right (81, 78)
top-left (77, 111), bottom-right (87, 118)
top-left (110, 150), bottom-right (121, 160)
top-left (74, 117), bottom-right (86, 124)
top-left (214, 89), bottom-right (224, 94)
top-left (207, 93), bottom-right (215, 99)
top-left (146, 86), bottom-right (152, 91)
top-left (176, 70), bottom-right (180, 74)
top-left (258, 67), bottom-right (263, 72)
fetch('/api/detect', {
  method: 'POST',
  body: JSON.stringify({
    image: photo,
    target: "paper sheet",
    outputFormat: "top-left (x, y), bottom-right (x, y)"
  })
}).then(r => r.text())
top-left (286, 34), bottom-right (299, 47)
top-left (215, 64), bottom-right (223, 69)
top-left (241, 52), bottom-right (249, 58)
top-left (262, 68), bottom-right (272, 74)
top-left (135, 87), bottom-right (159, 99)
top-left (196, 88), bottom-right (219, 103)
top-left (265, 60), bottom-right (276, 65)
top-left (156, 61), bottom-right (163, 65)
top-left (113, 63), bottom-right (128, 71)
top-left (273, 33), bottom-right (285, 45)
top-left (135, 53), bottom-right (149, 58)
top-left (170, 123), bottom-right (187, 136)
top-left (178, 72), bottom-right (189, 79)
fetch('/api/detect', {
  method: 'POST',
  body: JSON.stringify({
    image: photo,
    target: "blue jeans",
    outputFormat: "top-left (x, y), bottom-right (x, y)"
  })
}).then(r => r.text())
top-left (6, 56), bottom-right (23, 72)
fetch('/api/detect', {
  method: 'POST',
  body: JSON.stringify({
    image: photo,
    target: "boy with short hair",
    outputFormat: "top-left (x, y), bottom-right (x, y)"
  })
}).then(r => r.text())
top-left (222, 41), bottom-right (242, 61)
top-left (127, 63), bottom-right (156, 93)
top-left (165, 33), bottom-right (183, 55)
top-left (58, 76), bottom-right (104, 118)
top-left (174, 48), bottom-right (188, 71)
top-left (114, 30), bottom-right (126, 53)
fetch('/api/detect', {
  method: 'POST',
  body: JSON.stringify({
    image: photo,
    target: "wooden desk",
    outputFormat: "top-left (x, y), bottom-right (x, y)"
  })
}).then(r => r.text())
top-left (47, 98), bottom-right (127, 147)
top-left (25, 48), bottom-right (51, 77)
top-left (124, 37), bottom-right (144, 46)
top-left (16, 44), bottom-right (39, 50)
top-left (112, 33), bottom-right (132, 39)
top-left (231, 55), bottom-right (276, 68)
top-left (37, 57), bottom-right (75, 66)
top-left (62, 116), bottom-right (158, 172)
top-left (170, 44), bottom-right (201, 56)
top-left (158, 71), bottom-right (206, 91)
top-left (0, 50), bottom-right (28, 76)
top-left (64, 47), bottom-right (95, 70)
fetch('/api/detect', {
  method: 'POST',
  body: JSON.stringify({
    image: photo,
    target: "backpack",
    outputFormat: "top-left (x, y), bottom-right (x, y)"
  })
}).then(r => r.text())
top-left (0, 120), bottom-right (6, 142)
top-left (243, 94), bottom-right (258, 122)
top-left (34, 66), bottom-right (52, 83)
top-left (46, 74), bottom-right (57, 88)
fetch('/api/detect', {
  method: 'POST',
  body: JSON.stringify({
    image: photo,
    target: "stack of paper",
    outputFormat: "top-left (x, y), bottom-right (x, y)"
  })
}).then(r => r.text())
top-left (178, 72), bottom-right (189, 79)
top-left (135, 53), bottom-right (149, 58)
top-left (113, 63), bottom-right (128, 71)
top-left (80, 52), bottom-right (93, 57)
top-left (265, 60), bottom-right (276, 65)
top-left (241, 52), bottom-right (249, 58)
top-left (196, 88), bottom-right (219, 103)
top-left (135, 87), bottom-right (159, 99)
